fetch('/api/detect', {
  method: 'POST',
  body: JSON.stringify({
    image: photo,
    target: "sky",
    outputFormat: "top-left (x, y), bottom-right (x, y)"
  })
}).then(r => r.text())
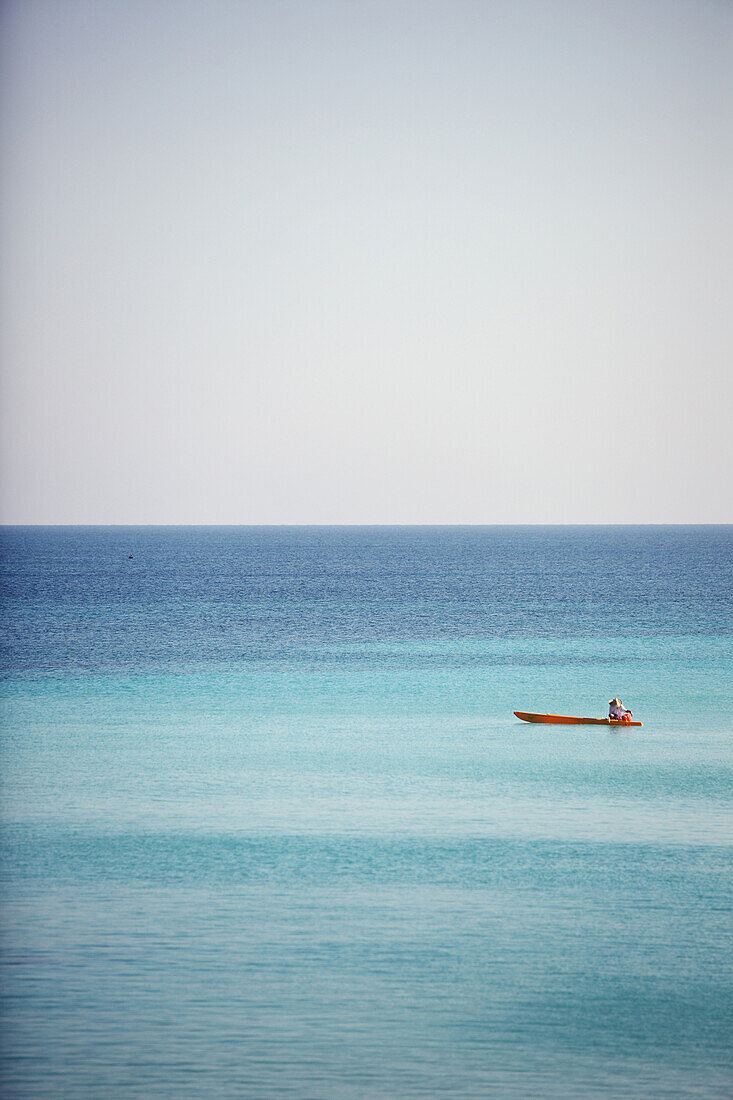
top-left (1, 0), bottom-right (731, 524)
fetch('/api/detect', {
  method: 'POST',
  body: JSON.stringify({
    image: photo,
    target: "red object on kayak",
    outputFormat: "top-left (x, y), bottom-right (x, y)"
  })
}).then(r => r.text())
top-left (514, 711), bottom-right (642, 727)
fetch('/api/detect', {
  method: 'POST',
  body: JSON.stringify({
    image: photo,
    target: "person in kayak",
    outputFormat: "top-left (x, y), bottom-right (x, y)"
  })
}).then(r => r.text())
top-left (609, 697), bottom-right (633, 723)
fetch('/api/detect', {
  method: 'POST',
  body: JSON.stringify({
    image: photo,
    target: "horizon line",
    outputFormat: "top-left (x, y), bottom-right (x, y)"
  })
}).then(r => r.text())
top-left (1, 522), bottom-right (731, 530)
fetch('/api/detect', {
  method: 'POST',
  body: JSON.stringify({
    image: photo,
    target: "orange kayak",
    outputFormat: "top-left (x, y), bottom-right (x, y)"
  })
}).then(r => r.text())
top-left (514, 711), bottom-right (642, 727)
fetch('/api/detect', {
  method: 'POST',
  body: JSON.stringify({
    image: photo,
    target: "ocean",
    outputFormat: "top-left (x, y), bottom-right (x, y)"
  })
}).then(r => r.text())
top-left (1, 526), bottom-right (731, 1098)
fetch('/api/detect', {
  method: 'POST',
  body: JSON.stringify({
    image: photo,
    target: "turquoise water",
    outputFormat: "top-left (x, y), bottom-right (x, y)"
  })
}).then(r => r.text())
top-left (1, 527), bottom-right (732, 1097)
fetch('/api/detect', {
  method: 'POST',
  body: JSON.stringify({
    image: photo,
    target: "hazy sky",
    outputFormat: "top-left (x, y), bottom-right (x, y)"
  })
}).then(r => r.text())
top-left (1, 0), bottom-right (731, 523)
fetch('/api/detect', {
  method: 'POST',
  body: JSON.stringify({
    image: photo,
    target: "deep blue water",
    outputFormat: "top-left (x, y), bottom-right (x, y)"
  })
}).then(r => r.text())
top-left (1, 526), bottom-right (732, 1098)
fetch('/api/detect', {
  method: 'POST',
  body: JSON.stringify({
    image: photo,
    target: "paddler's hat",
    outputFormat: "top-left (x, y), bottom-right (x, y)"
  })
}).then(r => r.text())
top-left (609, 697), bottom-right (622, 706)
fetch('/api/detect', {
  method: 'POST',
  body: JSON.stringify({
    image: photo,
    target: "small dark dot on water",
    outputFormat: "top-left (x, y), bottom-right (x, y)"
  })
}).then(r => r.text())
top-left (128, 554), bottom-right (134, 560)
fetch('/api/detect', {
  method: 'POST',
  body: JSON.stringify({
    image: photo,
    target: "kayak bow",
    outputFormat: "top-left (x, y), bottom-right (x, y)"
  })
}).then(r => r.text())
top-left (514, 711), bottom-right (642, 727)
